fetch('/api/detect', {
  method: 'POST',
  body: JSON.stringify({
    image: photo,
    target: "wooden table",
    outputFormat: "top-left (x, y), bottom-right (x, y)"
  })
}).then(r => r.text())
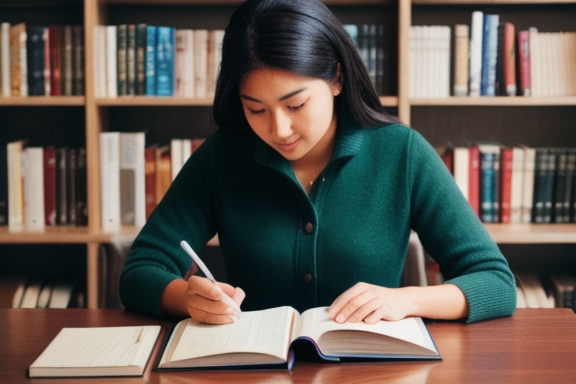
top-left (2, 308), bottom-right (576, 384)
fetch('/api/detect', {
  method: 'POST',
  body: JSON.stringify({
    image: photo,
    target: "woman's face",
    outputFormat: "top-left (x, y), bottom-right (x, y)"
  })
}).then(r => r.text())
top-left (239, 67), bottom-right (341, 164)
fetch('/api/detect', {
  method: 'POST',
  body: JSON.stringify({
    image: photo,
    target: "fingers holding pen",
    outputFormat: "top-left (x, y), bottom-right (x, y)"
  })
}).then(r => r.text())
top-left (185, 276), bottom-right (244, 324)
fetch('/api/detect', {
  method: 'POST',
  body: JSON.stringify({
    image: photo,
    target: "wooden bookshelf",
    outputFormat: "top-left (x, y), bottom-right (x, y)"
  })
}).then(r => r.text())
top-left (1, 0), bottom-right (575, 309)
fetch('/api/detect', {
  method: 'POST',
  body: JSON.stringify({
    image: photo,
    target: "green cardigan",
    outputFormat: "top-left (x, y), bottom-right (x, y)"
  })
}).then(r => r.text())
top-left (119, 123), bottom-right (516, 323)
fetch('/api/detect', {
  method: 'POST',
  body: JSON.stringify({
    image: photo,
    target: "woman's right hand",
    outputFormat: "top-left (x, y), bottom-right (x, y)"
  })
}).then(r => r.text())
top-left (185, 275), bottom-right (245, 324)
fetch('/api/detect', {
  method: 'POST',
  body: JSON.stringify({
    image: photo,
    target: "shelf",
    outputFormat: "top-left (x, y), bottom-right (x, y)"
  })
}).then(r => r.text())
top-left (0, 227), bottom-right (109, 244)
top-left (485, 223), bottom-right (576, 244)
top-left (96, 97), bottom-right (214, 106)
top-left (0, 96), bottom-right (85, 106)
top-left (410, 96), bottom-right (576, 106)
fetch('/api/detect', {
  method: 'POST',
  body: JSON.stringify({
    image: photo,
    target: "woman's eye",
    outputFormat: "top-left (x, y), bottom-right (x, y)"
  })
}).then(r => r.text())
top-left (288, 103), bottom-right (305, 111)
top-left (249, 108), bottom-right (265, 115)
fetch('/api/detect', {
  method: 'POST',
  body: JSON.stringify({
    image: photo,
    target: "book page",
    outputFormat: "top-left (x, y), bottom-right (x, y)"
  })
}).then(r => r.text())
top-left (161, 306), bottom-right (297, 367)
top-left (296, 307), bottom-right (438, 358)
top-left (30, 326), bottom-right (161, 375)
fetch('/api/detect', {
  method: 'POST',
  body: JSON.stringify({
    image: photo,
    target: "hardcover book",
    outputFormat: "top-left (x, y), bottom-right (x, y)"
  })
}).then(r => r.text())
top-left (158, 306), bottom-right (440, 370)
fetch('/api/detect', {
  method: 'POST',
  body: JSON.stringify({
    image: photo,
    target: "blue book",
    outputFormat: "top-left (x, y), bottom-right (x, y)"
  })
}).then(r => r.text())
top-left (155, 26), bottom-right (175, 96)
top-left (145, 26), bottom-right (157, 96)
top-left (480, 14), bottom-right (499, 96)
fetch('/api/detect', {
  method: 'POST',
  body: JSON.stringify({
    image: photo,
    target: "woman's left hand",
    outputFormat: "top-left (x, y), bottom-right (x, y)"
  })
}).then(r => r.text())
top-left (328, 282), bottom-right (412, 324)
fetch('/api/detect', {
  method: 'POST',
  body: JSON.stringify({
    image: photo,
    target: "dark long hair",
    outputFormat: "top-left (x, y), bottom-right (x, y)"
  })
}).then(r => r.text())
top-left (213, 0), bottom-right (397, 139)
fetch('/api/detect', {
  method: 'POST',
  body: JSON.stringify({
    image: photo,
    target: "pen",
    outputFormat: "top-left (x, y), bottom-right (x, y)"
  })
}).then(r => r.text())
top-left (180, 240), bottom-right (241, 313)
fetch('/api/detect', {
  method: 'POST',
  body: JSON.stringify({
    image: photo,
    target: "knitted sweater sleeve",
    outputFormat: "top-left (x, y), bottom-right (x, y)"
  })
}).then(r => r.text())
top-left (406, 130), bottom-right (516, 323)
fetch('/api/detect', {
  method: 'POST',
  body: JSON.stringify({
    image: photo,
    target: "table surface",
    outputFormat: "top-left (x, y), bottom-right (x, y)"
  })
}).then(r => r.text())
top-left (2, 308), bottom-right (576, 384)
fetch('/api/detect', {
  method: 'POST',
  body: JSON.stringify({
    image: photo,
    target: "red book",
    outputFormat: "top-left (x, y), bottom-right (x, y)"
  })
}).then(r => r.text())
top-left (440, 146), bottom-right (453, 175)
top-left (502, 23), bottom-right (516, 96)
top-left (468, 144), bottom-right (480, 218)
top-left (144, 145), bottom-right (157, 220)
top-left (516, 30), bottom-right (531, 96)
top-left (43, 146), bottom-right (56, 225)
top-left (49, 25), bottom-right (62, 96)
top-left (500, 148), bottom-right (514, 223)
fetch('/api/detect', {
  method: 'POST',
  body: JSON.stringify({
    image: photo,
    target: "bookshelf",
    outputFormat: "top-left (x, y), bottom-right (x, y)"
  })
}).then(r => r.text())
top-left (1, 0), bottom-right (575, 309)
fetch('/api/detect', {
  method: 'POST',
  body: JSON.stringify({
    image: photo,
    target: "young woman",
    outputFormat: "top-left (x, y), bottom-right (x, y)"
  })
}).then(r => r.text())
top-left (119, 0), bottom-right (516, 325)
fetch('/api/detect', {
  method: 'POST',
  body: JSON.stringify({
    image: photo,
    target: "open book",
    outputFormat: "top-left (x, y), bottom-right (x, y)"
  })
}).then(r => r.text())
top-left (29, 325), bottom-right (161, 377)
top-left (158, 306), bottom-right (440, 370)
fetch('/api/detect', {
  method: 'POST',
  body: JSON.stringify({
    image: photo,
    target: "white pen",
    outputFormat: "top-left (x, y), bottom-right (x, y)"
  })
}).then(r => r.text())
top-left (180, 240), bottom-right (242, 313)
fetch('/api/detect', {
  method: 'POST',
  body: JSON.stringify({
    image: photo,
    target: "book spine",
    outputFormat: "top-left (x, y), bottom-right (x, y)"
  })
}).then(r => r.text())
top-left (563, 150), bottom-right (576, 223)
top-left (43, 27), bottom-right (51, 95)
top-left (503, 23), bottom-right (516, 96)
top-left (468, 11), bottom-right (483, 96)
top-left (510, 147), bottom-right (525, 223)
top-left (0, 143), bottom-right (7, 225)
top-left (553, 150), bottom-right (567, 223)
top-left (127, 24), bottom-right (136, 95)
top-left (72, 26), bottom-right (84, 96)
top-left (453, 24), bottom-right (469, 96)
top-left (522, 146), bottom-right (536, 222)
top-left (117, 24), bottom-right (128, 96)
top-left (67, 148), bottom-right (77, 225)
top-left (135, 24), bottom-right (147, 95)
top-left (43, 146), bottom-right (56, 225)
top-left (184, 29), bottom-right (195, 98)
top-left (1, 22), bottom-right (11, 97)
top-left (49, 25), bottom-right (61, 96)
top-left (468, 144), bottom-right (480, 218)
top-left (193, 29), bottom-right (208, 98)
top-left (106, 25), bottom-right (118, 98)
top-left (7, 140), bottom-right (24, 232)
top-left (453, 147), bottom-right (469, 200)
top-left (480, 14), bottom-right (499, 96)
top-left (26, 25), bottom-right (45, 96)
top-left (145, 26), bottom-right (157, 96)
top-left (63, 25), bottom-right (73, 96)
top-left (156, 26), bottom-right (175, 96)
top-left (144, 145), bottom-right (157, 220)
top-left (10, 23), bottom-right (25, 96)
top-left (55, 147), bottom-right (68, 225)
top-left (100, 132), bottom-right (121, 232)
top-left (500, 148), bottom-right (514, 223)
top-left (75, 147), bottom-right (88, 226)
top-left (24, 147), bottom-right (45, 232)
top-left (543, 150), bottom-right (556, 223)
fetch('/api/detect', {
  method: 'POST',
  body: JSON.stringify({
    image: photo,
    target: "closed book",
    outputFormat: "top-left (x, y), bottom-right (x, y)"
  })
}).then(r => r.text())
top-left (517, 30), bottom-right (531, 96)
top-left (43, 27), bottom-right (50, 95)
top-left (55, 147), bottom-right (68, 225)
top-left (9, 22), bottom-right (26, 96)
top-left (193, 29), bottom-right (208, 98)
top-left (184, 29), bottom-right (195, 97)
top-left (468, 144), bottom-right (481, 218)
top-left (499, 147), bottom-right (514, 223)
top-left (120, 132), bottom-right (146, 227)
top-left (126, 24), bottom-right (136, 95)
top-left (63, 25), bottom-right (74, 96)
top-left (117, 24), bottom-right (128, 96)
top-left (106, 25), bottom-right (118, 97)
top-left (145, 26), bottom-right (157, 95)
top-left (532, 149), bottom-right (553, 223)
top-left (553, 150), bottom-right (568, 223)
top-left (468, 11), bottom-right (484, 96)
top-left (49, 25), bottom-right (62, 96)
top-left (93, 25), bottom-right (106, 97)
top-left (510, 147), bottom-right (525, 223)
top-left (478, 143), bottom-right (500, 222)
top-left (520, 145), bottom-right (536, 223)
top-left (480, 14), bottom-right (499, 96)
top-left (175, 29), bottom-right (187, 97)
top-left (453, 24), bottom-right (469, 96)
top-left (29, 325), bottom-right (161, 378)
top-left (155, 145), bottom-right (171, 204)
top-left (67, 148), bottom-right (77, 225)
top-left (100, 132), bottom-right (121, 232)
top-left (170, 138), bottom-right (183, 181)
top-left (375, 24), bottom-right (385, 96)
top-left (135, 24), bottom-right (147, 95)
top-left (7, 140), bottom-right (25, 232)
top-left (23, 147), bottom-right (46, 232)
top-left (75, 148), bottom-right (88, 226)
top-left (144, 145), bottom-right (157, 220)
top-left (26, 25), bottom-right (46, 96)
top-left (20, 279), bottom-right (43, 308)
top-left (545, 274), bottom-right (576, 309)
top-left (453, 147), bottom-right (469, 201)
top-left (1, 22), bottom-right (11, 97)
top-left (72, 26), bottom-right (84, 95)
top-left (497, 22), bottom-right (516, 96)
top-left (156, 26), bottom-right (175, 96)
top-left (563, 149), bottom-right (576, 223)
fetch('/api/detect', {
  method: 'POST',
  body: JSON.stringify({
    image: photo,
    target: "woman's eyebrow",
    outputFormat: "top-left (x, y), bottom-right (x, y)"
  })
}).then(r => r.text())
top-left (240, 88), bottom-right (307, 103)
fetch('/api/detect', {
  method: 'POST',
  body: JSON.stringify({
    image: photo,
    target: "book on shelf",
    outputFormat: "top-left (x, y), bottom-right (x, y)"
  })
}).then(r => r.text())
top-left (499, 147), bottom-right (513, 223)
top-left (480, 14), bottom-right (499, 96)
top-left (117, 24), bottom-right (128, 96)
top-left (106, 25), bottom-right (118, 97)
top-left (145, 25), bottom-right (157, 96)
top-left (135, 24), bottom-right (146, 95)
top-left (453, 146), bottom-right (469, 201)
top-left (468, 11), bottom-right (483, 97)
top-left (510, 147), bottom-right (525, 223)
top-left (1, 22), bottom-right (10, 97)
top-left (516, 30), bottom-right (531, 96)
top-left (158, 306), bottom-right (440, 370)
top-left (120, 132), bottom-right (146, 227)
top-left (10, 22), bottom-right (27, 96)
top-left (29, 325), bottom-right (161, 378)
top-left (193, 29), bottom-right (208, 98)
top-left (144, 145), bottom-right (157, 220)
top-left (0, 142), bottom-right (7, 225)
top-left (7, 139), bottom-right (25, 232)
top-left (156, 26), bottom-right (176, 97)
top-left (543, 273), bottom-right (576, 310)
top-left (520, 144), bottom-right (536, 223)
top-left (453, 24), bottom-right (469, 96)
top-left (496, 22), bottom-right (516, 97)
top-left (100, 132), bottom-right (121, 232)
top-left (127, 24), bottom-right (137, 96)
top-left (468, 144), bottom-right (481, 218)
top-left (478, 143), bottom-right (500, 223)
top-left (23, 147), bottom-right (46, 232)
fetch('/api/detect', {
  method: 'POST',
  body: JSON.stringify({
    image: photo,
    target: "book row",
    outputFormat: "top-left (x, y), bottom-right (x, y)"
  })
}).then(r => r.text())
top-left (0, 277), bottom-right (84, 309)
top-left (409, 12), bottom-right (576, 98)
top-left (439, 144), bottom-right (576, 224)
top-left (515, 272), bottom-right (576, 312)
top-left (343, 24), bottom-right (386, 96)
top-left (93, 25), bottom-right (224, 98)
top-left (100, 131), bottom-right (205, 232)
top-left (0, 23), bottom-right (84, 97)
top-left (0, 142), bottom-right (87, 231)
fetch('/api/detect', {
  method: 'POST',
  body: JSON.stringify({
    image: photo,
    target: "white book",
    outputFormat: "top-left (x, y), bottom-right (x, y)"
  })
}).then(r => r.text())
top-left (48, 281), bottom-right (76, 308)
top-left (1, 22), bottom-right (10, 97)
top-left (468, 11), bottom-right (483, 96)
top-left (106, 25), bottom-right (118, 98)
top-left (182, 138), bottom-right (192, 165)
top-left (120, 132), bottom-right (146, 227)
top-left (438, 26), bottom-right (451, 98)
top-left (207, 29), bottom-right (225, 97)
top-left (520, 145), bottom-right (536, 223)
top-left (20, 279), bottom-right (43, 308)
top-left (175, 29), bottom-right (187, 97)
top-left (453, 147), bottom-right (469, 200)
top-left (100, 132), bottom-right (121, 232)
top-left (36, 281), bottom-right (54, 308)
top-left (7, 140), bottom-right (25, 232)
top-left (193, 29), bottom-right (208, 98)
top-left (170, 138), bottom-right (183, 181)
top-left (510, 147), bottom-right (525, 223)
top-left (184, 29), bottom-right (195, 98)
top-left (29, 325), bottom-right (161, 378)
top-left (94, 25), bottom-right (107, 98)
top-left (23, 147), bottom-right (45, 232)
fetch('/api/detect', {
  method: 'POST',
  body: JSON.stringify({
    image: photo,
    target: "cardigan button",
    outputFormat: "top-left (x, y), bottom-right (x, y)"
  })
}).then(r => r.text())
top-left (303, 273), bottom-right (313, 283)
top-left (304, 222), bottom-right (314, 234)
